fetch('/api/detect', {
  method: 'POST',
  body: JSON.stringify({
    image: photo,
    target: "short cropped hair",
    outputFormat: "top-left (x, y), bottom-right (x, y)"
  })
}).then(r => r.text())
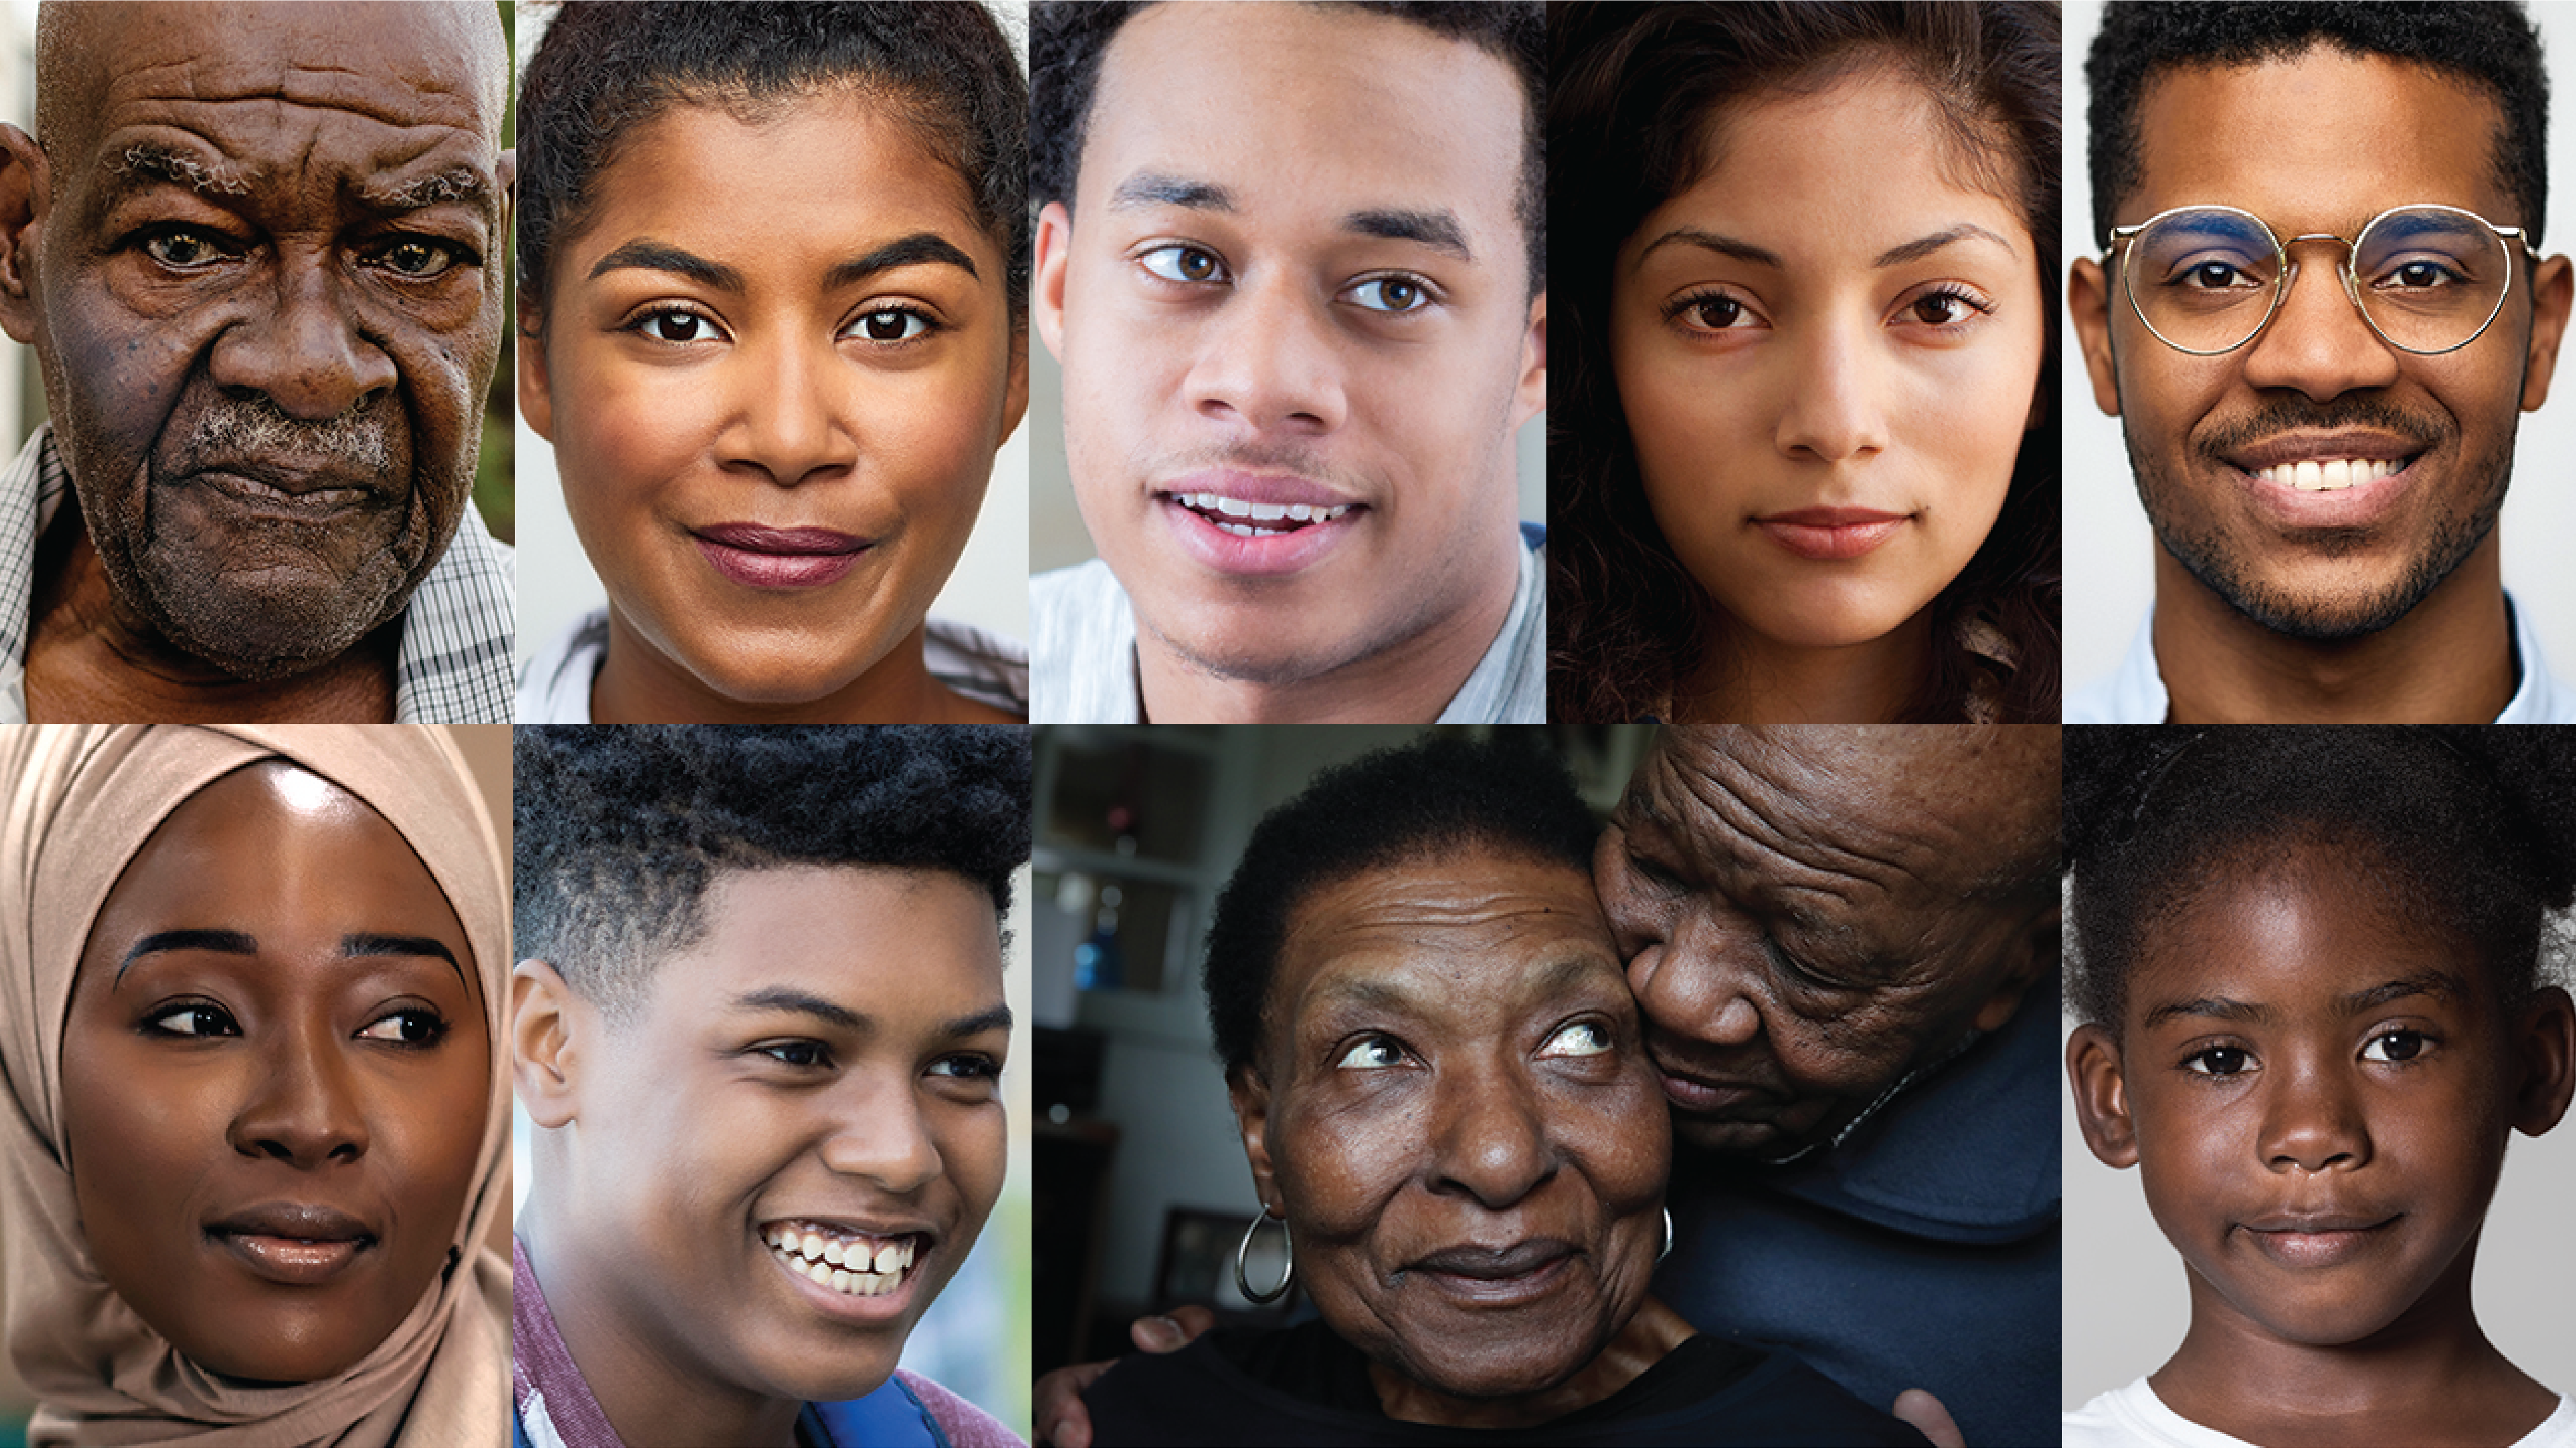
top-left (2088, 1), bottom-right (2550, 246)
top-left (517, 0), bottom-right (1030, 328)
top-left (1029, 0), bottom-right (1546, 296)
top-left (2065, 727), bottom-right (2576, 1031)
top-left (515, 725), bottom-right (1032, 1016)
top-left (1202, 732), bottom-right (1600, 1075)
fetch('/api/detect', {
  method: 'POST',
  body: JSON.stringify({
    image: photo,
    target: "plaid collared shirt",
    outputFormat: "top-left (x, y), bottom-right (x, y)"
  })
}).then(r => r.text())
top-left (0, 424), bottom-right (516, 721)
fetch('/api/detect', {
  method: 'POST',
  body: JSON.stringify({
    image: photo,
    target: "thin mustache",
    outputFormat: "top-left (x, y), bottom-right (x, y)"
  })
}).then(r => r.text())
top-left (2197, 398), bottom-right (2443, 461)
top-left (188, 396), bottom-right (393, 474)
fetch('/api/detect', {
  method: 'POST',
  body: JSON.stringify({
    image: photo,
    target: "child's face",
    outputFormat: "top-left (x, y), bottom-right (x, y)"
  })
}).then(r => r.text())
top-left (559, 866), bottom-right (1009, 1405)
top-left (2087, 843), bottom-right (2542, 1349)
top-left (524, 89), bottom-right (1026, 709)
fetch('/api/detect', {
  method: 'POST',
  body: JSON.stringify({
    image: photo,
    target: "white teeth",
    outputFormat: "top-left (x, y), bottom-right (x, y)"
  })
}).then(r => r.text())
top-left (1177, 494), bottom-right (1354, 528)
top-left (1287, 504), bottom-right (1313, 521)
top-left (2258, 457), bottom-right (2400, 492)
top-left (823, 1240), bottom-right (846, 1267)
top-left (763, 1224), bottom-right (917, 1298)
top-left (802, 1232), bottom-right (823, 1259)
top-left (874, 1241), bottom-right (902, 1273)
top-left (1215, 496), bottom-right (1252, 517)
top-left (1247, 502), bottom-right (1288, 521)
top-left (832, 1268), bottom-right (853, 1292)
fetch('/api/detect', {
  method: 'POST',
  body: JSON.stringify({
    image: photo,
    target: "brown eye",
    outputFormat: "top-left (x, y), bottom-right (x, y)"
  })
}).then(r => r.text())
top-left (378, 239), bottom-right (459, 278)
top-left (142, 230), bottom-right (226, 268)
top-left (1141, 244), bottom-right (1228, 285)
top-left (1689, 296), bottom-right (1744, 329)
top-left (850, 310), bottom-right (927, 343)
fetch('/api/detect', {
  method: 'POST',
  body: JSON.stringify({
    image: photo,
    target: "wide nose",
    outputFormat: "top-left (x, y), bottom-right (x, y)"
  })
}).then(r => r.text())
top-left (2259, 1053), bottom-right (2371, 1174)
top-left (1626, 915), bottom-right (1764, 1050)
top-left (2238, 240), bottom-right (2403, 400)
top-left (719, 329), bottom-right (860, 486)
top-left (1427, 1055), bottom-right (1553, 1209)
top-left (228, 1022), bottom-right (368, 1168)
top-left (1182, 271), bottom-right (1348, 437)
top-left (1773, 315), bottom-right (1889, 463)
top-left (207, 246), bottom-right (400, 420)
top-left (816, 1075), bottom-right (942, 1195)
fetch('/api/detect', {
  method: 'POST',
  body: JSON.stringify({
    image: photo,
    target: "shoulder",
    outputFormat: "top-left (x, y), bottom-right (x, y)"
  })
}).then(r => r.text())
top-left (1030, 560), bottom-right (1138, 723)
top-left (2062, 1376), bottom-right (2239, 1449)
top-left (1614, 1341), bottom-right (1930, 1446)
top-left (2516, 1395), bottom-right (2576, 1449)
top-left (926, 616), bottom-right (1031, 717)
top-left (891, 1369), bottom-right (1026, 1449)
top-left (514, 608), bottom-right (608, 724)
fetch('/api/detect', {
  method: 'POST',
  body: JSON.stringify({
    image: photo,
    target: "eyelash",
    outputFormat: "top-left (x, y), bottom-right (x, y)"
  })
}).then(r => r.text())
top-left (620, 305), bottom-right (942, 348)
top-left (1896, 283), bottom-right (1995, 331)
top-left (751, 1042), bottom-right (1006, 1084)
top-left (138, 1001), bottom-right (449, 1048)
top-left (2179, 1029), bottom-right (2438, 1078)
top-left (1659, 283), bottom-right (1996, 335)
top-left (1133, 245), bottom-right (1441, 315)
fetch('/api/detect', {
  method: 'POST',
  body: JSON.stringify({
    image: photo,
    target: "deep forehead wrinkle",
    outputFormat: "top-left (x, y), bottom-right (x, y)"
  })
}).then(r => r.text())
top-left (96, 53), bottom-right (497, 134)
top-left (1646, 740), bottom-right (1929, 913)
top-left (1304, 949), bottom-right (1610, 1018)
top-left (1110, 171), bottom-right (1235, 213)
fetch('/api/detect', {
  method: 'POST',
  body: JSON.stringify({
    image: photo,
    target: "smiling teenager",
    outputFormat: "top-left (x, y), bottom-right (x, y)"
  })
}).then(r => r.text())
top-left (510, 726), bottom-right (1031, 1448)
top-left (0, 726), bottom-right (512, 1447)
top-left (514, 1), bottom-right (1031, 725)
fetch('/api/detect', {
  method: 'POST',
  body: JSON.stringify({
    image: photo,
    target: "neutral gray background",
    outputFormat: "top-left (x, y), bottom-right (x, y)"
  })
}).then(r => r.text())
top-left (2063, 0), bottom-right (2576, 694)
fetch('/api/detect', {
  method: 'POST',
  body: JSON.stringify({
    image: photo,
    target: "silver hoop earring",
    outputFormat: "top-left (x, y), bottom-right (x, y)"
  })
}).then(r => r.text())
top-left (1234, 1207), bottom-right (1295, 1305)
top-left (1659, 1206), bottom-right (1674, 1263)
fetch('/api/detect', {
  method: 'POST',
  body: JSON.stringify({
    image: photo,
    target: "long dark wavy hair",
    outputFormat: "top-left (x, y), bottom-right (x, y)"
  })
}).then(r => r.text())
top-left (1549, 1), bottom-right (2062, 722)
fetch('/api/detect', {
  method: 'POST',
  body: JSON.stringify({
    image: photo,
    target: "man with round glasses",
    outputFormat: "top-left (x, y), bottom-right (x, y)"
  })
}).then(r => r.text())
top-left (2067, 0), bottom-right (2576, 723)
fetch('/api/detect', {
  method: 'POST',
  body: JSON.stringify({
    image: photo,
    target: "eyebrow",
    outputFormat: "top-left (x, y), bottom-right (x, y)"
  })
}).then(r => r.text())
top-left (104, 143), bottom-right (249, 197)
top-left (1872, 222), bottom-right (2017, 268)
top-left (1633, 227), bottom-right (1783, 271)
top-left (590, 239), bottom-right (743, 292)
top-left (116, 929), bottom-right (462, 985)
top-left (357, 166), bottom-right (491, 214)
top-left (2141, 972), bottom-right (2470, 1029)
top-left (823, 231), bottom-right (980, 290)
top-left (728, 987), bottom-right (1014, 1040)
top-left (1109, 172), bottom-right (1236, 213)
top-left (1345, 207), bottom-right (1472, 262)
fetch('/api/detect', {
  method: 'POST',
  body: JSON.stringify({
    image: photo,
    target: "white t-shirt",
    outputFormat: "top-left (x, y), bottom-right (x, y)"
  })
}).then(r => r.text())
top-left (2065, 1376), bottom-right (2576, 1447)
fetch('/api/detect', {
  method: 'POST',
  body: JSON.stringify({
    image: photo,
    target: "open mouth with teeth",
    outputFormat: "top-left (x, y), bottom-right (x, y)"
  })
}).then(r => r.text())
top-left (1169, 492), bottom-right (1355, 538)
top-left (2249, 457), bottom-right (2411, 492)
top-left (763, 1221), bottom-right (920, 1298)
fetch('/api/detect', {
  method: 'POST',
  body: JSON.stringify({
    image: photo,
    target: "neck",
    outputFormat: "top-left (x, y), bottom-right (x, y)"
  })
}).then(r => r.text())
top-left (1132, 532), bottom-right (1519, 723)
top-left (2151, 1240), bottom-right (2556, 1448)
top-left (520, 1199), bottom-right (806, 1449)
top-left (1671, 607), bottom-right (1934, 723)
top-left (591, 610), bottom-right (1017, 724)
top-left (1368, 1294), bottom-right (1693, 1430)
top-left (2152, 534), bottom-right (2516, 723)
top-left (24, 511), bottom-right (397, 721)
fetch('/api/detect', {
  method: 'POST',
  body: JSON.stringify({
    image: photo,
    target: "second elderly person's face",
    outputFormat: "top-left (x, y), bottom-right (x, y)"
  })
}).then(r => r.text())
top-left (0, 2), bottom-right (507, 680)
top-left (1595, 727), bottom-right (2059, 1160)
top-left (1036, 2), bottom-right (1544, 688)
top-left (2070, 49), bottom-right (2573, 640)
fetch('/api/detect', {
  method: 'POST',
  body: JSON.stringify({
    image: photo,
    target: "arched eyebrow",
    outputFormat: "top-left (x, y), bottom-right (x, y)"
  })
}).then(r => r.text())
top-left (824, 232), bottom-right (980, 290)
top-left (729, 986), bottom-right (1014, 1040)
top-left (591, 239), bottom-right (742, 291)
top-left (115, 929), bottom-right (462, 986)
top-left (1872, 223), bottom-right (2016, 268)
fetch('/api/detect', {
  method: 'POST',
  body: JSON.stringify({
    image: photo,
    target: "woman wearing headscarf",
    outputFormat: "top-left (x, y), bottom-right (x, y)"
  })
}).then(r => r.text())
top-left (0, 725), bottom-right (511, 1447)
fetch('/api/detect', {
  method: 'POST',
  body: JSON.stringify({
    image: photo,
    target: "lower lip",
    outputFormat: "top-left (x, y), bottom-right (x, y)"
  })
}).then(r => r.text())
top-left (694, 537), bottom-right (865, 589)
top-left (1660, 1071), bottom-right (1767, 1114)
top-left (1414, 1252), bottom-right (1573, 1308)
top-left (2244, 1222), bottom-right (2395, 1268)
top-left (1162, 497), bottom-right (1358, 577)
top-left (2238, 462), bottom-right (2419, 530)
top-left (215, 1232), bottom-right (368, 1285)
top-left (1754, 518), bottom-right (1906, 561)
top-left (765, 1240), bottom-right (922, 1325)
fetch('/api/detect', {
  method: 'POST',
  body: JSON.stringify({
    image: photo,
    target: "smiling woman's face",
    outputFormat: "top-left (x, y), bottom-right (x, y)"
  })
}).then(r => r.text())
top-left (1609, 64), bottom-right (2044, 661)
top-left (524, 88), bottom-right (1027, 714)
top-left (1237, 843), bottom-right (1668, 1415)
top-left (59, 761), bottom-right (487, 1383)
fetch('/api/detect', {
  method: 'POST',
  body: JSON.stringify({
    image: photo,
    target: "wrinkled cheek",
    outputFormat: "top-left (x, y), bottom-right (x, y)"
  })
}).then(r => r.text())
top-left (45, 304), bottom-right (201, 509)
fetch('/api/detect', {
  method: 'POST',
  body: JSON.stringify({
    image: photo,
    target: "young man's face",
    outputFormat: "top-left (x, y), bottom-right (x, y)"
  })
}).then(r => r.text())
top-left (1035, 2), bottom-right (1543, 687)
top-left (2069, 49), bottom-right (2572, 639)
top-left (553, 867), bottom-right (1010, 1410)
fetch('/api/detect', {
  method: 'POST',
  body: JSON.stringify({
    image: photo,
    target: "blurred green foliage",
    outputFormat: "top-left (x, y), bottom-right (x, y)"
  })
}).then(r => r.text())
top-left (475, 0), bottom-right (517, 543)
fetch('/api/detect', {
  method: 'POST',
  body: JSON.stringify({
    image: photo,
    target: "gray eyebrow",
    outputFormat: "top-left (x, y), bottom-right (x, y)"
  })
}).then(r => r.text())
top-left (357, 167), bottom-right (490, 213)
top-left (1872, 223), bottom-right (2016, 268)
top-left (1345, 207), bottom-right (1472, 262)
top-left (1633, 226), bottom-right (1783, 271)
top-left (1109, 172), bottom-right (1236, 213)
top-left (107, 143), bottom-right (249, 197)
top-left (590, 238), bottom-right (744, 293)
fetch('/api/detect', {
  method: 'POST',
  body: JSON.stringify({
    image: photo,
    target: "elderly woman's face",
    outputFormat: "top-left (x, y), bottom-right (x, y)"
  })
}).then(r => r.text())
top-left (1240, 844), bottom-right (1668, 1407)
top-left (60, 762), bottom-right (487, 1383)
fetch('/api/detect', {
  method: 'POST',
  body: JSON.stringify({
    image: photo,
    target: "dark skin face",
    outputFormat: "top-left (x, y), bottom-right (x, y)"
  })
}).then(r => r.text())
top-left (59, 761), bottom-right (488, 1384)
top-left (514, 867), bottom-right (1011, 1449)
top-left (2066, 842), bottom-right (2576, 1447)
top-left (1595, 726), bottom-right (2059, 1160)
top-left (1232, 845), bottom-right (1673, 1428)
top-left (0, 1), bottom-right (510, 706)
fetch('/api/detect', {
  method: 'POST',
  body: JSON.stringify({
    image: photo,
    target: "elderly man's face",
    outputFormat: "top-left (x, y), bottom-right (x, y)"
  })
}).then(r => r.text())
top-left (1595, 726), bottom-right (2059, 1160)
top-left (2, 1), bottom-right (506, 680)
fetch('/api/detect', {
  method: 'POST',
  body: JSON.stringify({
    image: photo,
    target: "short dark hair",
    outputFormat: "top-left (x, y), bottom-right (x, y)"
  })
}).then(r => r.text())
top-left (516, 0), bottom-right (1030, 329)
top-left (515, 725), bottom-right (1032, 1016)
top-left (2065, 727), bottom-right (2576, 1031)
top-left (1202, 732), bottom-right (1600, 1075)
top-left (2087, 1), bottom-right (2550, 247)
top-left (1547, 1), bottom-right (2062, 722)
top-left (1029, 0), bottom-right (1545, 295)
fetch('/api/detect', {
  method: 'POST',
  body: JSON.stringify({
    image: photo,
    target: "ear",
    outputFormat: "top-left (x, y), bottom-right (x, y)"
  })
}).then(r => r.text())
top-left (1227, 1062), bottom-right (1283, 1215)
top-left (1971, 898), bottom-right (2061, 1035)
top-left (512, 958), bottom-right (584, 1128)
top-left (2067, 256), bottom-right (2122, 418)
top-left (2510, 984), bottom-right (2576, 1136)
top-left (1034, 200), bottom-right (1074, 365)
top-left (2067, 1022), bottom-right (2140, 1168)
top-left (0, 122), bottom-right (51, 346)
top-left (1508, 288), bottom-right (1547, 433)
top-left (2519, 253), bottom-right (2572, 411)
top-left (517, 324), bottom-right (554, 442)
top-left (1000, 323), bottom-right (1031, 446)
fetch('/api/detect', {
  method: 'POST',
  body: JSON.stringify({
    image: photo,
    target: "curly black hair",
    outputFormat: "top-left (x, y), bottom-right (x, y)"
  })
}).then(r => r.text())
top-left (2088, 1), bottom-right (2549, 248)
top-left (2065, 726), bottom-right (2576, 1031)
top-left (1547, 1), bottom-right (2062, 723)
top-left (1202, 732), bottom-right (1601, 1076)
top-left (515, 725), bottom-right (1032, 1014)
top-left (516, 0), bottom-right (1030, 331)
top-left (1030, 0), bottom-right (1545, 296)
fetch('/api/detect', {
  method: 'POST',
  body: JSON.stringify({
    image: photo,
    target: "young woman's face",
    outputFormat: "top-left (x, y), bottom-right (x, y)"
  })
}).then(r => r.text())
top-left (1608, 66), bottom-right (2044, 656)
top-left (60, 763), bottom-right (487, 1383)
top-left (2112, 842), bottom-right (2532, 1349)
top-left (525, 91), bottom-right (1027, 709)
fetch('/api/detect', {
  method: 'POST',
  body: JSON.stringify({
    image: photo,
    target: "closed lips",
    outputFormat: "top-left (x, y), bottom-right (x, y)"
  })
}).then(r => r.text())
top-left (694, 523), bottom-right (866, 554)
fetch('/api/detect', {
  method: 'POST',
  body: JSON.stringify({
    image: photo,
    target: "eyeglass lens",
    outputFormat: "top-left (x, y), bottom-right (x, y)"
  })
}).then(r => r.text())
top-left (2125, 207), bottom-right (2511, 353)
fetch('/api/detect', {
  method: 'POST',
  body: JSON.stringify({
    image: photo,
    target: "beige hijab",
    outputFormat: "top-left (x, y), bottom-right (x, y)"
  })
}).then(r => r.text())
top-left (0, 726), bottom-right (511, 1447)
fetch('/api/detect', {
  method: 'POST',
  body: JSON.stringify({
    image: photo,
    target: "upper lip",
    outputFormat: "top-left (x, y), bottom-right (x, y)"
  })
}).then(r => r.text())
top-left (1407, 1238), bottom-right (1577, 1279)
top-left (760, 1213), bottom-right (940, 1246)
top-left (693, 523), bottom-right (869, 555)
top-left (188, 458), bottom-right (386, 500)
top-left (206, 1201), bottom-right (378, 1242)
top-left (1648, 1036), bottom-right (1783, 1097)
top-left (2222, 431), bottom-right (2425, 472)
top-left (2241, 1210), bottom-right (2398, 1233)
top-left (1755, 507), bottom-right (1909, 526)
top-left (1156, 470), bottom-right (1360, 510)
